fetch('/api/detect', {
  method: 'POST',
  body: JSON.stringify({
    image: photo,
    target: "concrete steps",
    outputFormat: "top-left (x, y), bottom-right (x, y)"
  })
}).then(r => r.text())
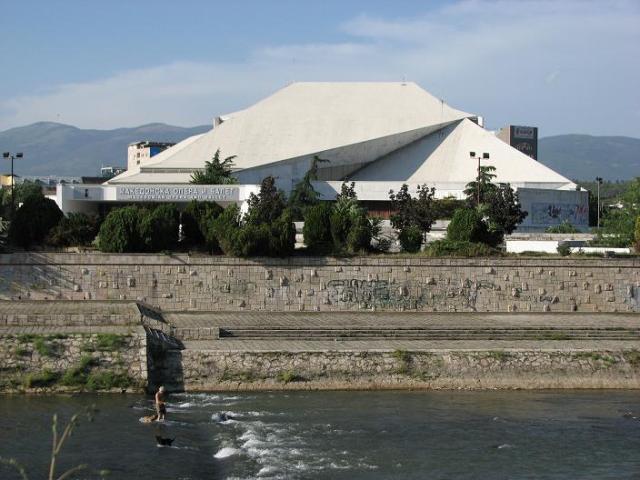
top-left (173, 326), bottom-right (640, 342)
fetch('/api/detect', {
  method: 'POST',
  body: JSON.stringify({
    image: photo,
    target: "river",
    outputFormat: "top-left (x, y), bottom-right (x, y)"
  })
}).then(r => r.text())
top-left (1, 391), bottom-right (639, 479)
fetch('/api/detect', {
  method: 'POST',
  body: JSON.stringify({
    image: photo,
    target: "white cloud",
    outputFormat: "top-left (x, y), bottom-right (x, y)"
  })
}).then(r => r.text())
top-left (1, 0), bottom-right (638, 136)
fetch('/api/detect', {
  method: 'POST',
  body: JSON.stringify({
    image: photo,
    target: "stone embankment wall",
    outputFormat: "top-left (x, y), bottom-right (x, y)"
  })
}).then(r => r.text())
top-left (180, 349), bottom-right (640, 391)
top-left (1, 253), bottom-right (639, 313)
top-left (0, 330), bottom-right (147, 392)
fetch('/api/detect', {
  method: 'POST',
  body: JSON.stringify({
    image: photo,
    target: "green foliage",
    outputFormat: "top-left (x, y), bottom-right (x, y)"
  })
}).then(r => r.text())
top-left (33, 337), bottom-right (57, 357)
top-left (426, 239), bottom-right (495, 257)
top-left (398, 225), bottom-right (423, 253)
top-left (302, 202), bottom-right (333, 253)
top-left (330, 182), bottom-right (373, 253)
top-left (82, 334), bottom-right (128, 352)
top-left (0, 216), bottom-right (8, 252)
top-left (9, 193), bottom-right (63, 248)
top-left (446, 209), bottom-right (489, 243)
top-left (23, 369), bottom-right (60, 388)
top-left (85, 371), bottom-right (132, 391)
top-left (190, 149), bottom-right (237, 184)
top-left (546, 221), bottom-right (579, 233)
top-left (464, 165), bottom-right (498, 206)
top-left (140, 203), bottom-right (179, 251)
top-left (433, 196), bottom-right (466, 220)
top-left (60, 355), bottom-right (98, 387)
top-left (276, 370), bottom-right (305, 383)
top-left (389, 184), bottom-right (437, 236)
top-left (97, 205), bottom-right (143, 253)
top-left (47, 212), bottom-right (100, 247)
top-left (482, 183), bottom-right (528, 242)
top-left (212, 179), bottom-right (295, 257)
top-left (635, 216), bottom-right (640, 252)
top-left (182, 200), bottom-right (223, 250)
top-left (556, 242), bottom-right (572, 256)
top-left (598, 177), bottom-right (640, 247)
top-left (288, 156), bottom-right (328, 220)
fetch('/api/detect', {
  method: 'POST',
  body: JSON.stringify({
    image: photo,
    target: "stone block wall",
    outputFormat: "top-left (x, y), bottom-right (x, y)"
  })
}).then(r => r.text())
top-left (0, 330), bottom-right (147, 391)
top-left (1, 253), bottom-right (639, 313)
top-left (179, 349), bottom-right (640, 390)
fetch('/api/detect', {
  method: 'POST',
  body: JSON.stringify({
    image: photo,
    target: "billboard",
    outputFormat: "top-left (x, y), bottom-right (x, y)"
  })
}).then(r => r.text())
top-left (510, 125), bottom-right (538, 160)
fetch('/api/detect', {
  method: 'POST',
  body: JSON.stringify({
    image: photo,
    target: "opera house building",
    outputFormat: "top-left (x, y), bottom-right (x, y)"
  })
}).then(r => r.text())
top-left (56, 82), bottom-right (588, 230)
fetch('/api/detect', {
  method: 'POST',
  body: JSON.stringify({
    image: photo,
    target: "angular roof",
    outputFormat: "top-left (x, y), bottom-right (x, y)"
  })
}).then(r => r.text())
top-left (109, 82), bottom-right (473, 184)
top-left (349, 119), bottom-right (576, 187)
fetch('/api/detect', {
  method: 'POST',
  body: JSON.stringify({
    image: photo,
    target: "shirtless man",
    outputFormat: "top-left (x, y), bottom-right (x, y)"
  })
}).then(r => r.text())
top-left (155, 386), bottom-right (167, 421)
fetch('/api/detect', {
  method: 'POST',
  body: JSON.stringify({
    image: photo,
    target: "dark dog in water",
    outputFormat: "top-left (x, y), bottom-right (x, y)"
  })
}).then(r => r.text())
top-left (156, 435), bottom-right (175, 446)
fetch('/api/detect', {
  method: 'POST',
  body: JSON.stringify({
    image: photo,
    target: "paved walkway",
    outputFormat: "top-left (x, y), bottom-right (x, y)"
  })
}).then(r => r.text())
top-left (183, 338), bottom-right (640, 352)
top-left (167, 311), bottom-right (640, 329)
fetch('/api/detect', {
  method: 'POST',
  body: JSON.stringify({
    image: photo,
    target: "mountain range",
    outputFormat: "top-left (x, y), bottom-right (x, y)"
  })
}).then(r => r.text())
top-left (0, 122), bottom-right (638, 181)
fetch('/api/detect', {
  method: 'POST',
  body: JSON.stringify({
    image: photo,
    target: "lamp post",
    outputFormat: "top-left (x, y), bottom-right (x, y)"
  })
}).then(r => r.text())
top-left (2, 152), bottom-right (23, 218)
top-left (595, 176), bottom-right (603, 228)
top-left (470, 151), bottom-right (490, 204)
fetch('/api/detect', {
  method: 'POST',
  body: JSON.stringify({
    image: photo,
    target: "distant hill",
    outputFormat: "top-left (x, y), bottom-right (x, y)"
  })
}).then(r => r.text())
top-left (538, 134), bottom-right (640, 181)
top-left (1, 122), bottom-right (638, 181)
top-left (0, 122), bottom-right (210, 176)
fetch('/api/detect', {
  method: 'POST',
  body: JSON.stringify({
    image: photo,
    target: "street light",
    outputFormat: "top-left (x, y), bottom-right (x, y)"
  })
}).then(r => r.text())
top-left (3, 152), bottom-right (23, 218)
top-left (595, 176), bottom-right (603, 228)
top-left (470, 151), bottom-right (490, 204)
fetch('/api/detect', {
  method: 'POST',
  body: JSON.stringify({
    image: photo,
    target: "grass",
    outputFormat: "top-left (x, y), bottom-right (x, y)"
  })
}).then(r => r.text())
top-left (14, 347), bottom-right (30, 357)
top-left (276, 370), bottom-right (305, 384)
top-left (392, 349), bottom-right (412, 375)
top-left (624, 350), bottom-right (640, 367)
top-left (487, 351), bottom-right (513, 362)
top-left (33, 337), bottom-right (57, 357)
top-left (85, 371), bottom-right (132, 391)
top-left (23, 369), bottom-right (60, 388)
top-left (81, 334), bottom-right (129, 352)
top-left (575, 352), bottom-right (619, 366)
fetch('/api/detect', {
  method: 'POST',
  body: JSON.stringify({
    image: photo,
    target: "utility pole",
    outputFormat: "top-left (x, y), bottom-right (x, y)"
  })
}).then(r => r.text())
top-left (3, 152), bottom-right (23, 219)
top-left (595, 176), bottom-right (603, 228)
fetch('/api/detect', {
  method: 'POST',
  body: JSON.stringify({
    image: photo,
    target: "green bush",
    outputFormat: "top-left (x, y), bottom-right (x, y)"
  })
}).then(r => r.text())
top-left (446, 208), bottom-right (489, 243)
top-left (546, 221), bottom-right (579, 234)
top-left (23, 369), bottom-right (60, 388)
top-left (182, 201), bottom-right (223, 250)
top-left (9, 194), bottom-right (63, 248)
top-left (33, 337), bottom-right (57, 357)
top-left (140, 203), bottom-right (179, 251)
top-left (346, 213), bottom-right (373, 253)
top-left (303, 203), bottom-right (333, 253)
top-left (97, 206), bottom-right (143, 252)
top-left (398, 225), bottom-right (423, 253)
top-left (635, 216), bottom-right (640, 252)
top-left (211, 204), bottom-right (242, 255)
top-left (86, 371), bottom-right (132, 391)
top-left (557, 242), bottom-right (572, 256)
top-left (47, 212), bottom-right (100, 247)
top-left (426, 239), bottom-right (495, 257)
top-left (268, 209), bottom-right (296, 257)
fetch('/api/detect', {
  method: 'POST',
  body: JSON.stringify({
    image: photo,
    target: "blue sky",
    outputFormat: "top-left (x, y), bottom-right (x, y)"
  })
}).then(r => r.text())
top-left (1, 0), bottom-right (638, 137)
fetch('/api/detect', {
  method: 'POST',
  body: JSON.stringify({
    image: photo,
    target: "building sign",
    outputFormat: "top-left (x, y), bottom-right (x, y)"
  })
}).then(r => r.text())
top-left (513, 126), bottom-right (535, 139)
top-left (116, 185), bottom-right (239, 202)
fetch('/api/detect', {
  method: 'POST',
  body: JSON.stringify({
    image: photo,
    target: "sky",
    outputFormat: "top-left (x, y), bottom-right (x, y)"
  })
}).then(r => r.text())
top-left (0, 0), bottom-right (639, 137)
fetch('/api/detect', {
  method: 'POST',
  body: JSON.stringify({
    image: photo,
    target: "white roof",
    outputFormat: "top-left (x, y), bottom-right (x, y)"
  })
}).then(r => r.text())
top-left (109, 82), bottom-right (472, 184)
top-left (350, 119), bottom-right (576, 187)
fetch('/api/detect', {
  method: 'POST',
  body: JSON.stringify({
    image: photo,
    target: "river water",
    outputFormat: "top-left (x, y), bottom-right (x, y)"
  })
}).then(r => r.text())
top-left (1, 391), bottom-right (639, 479)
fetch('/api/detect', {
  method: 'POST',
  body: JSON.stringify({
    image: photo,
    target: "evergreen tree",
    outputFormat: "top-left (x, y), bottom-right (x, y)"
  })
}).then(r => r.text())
top-left (190, 149), bottom-right (237, 184)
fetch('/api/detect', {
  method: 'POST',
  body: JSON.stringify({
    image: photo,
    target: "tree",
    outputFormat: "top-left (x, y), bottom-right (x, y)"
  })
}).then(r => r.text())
top-left (245, 176), bottom-right (287, 225)
top-left (482, 183), bottom-right (528, 242)
top-left (97, 206), bottom-right (144, 253)
top-left (447, 209), bottom-right (489, 243)
top-left (190, 149), bottom-right (238, 184)
top-left (635, 216), bottom-right (640, 252)
top-left (330, 182), bottom-right (374, 253)
top-left (598, 177), bottom-right (640, 247)
top-left (464, 165), bottom-right (498, 207)
top-left (302, 202), bottom-right (333, 253)
top-left (9, 193), bottom-right (63, 248)
top-left (182, 201), bottom-right (223, 251)
top-left (47, 213), bottom-right (100, 247)
top-left (288, 156), bottom-right (329, 220)
top-left (140, 204), bottom-right (179, 252)
top-left (389, 184), bottom-right (437, 252)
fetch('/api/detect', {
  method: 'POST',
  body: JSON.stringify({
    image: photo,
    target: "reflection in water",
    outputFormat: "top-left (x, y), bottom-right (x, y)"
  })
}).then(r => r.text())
top-left (1, 391), bottom-right (639, 479)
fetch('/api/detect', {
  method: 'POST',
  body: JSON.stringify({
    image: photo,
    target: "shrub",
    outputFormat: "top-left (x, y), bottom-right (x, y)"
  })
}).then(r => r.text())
top-left (23, 369), bottom-right (60, 388)
top-left (398, 225), bottom-right (423, 253)
top-left (446, 209), bottom-right (489, 243)
top-left (546, 221), bottom-right (579, 234)
top-left (182, 201), bottom-right (223, 250)
top-left (557, 242), bottom-right (572, 256)
top-left (303, 203), bottom-right (333, 253)
top-left (33, 337), bottom-right (57, 357)
top-left (635, 216), bottom-right (640, 253)
top-left (9, 194), bottom-right (63, 247)
top-left (97, 206), bottom-right (143, 252)
top-left (346, 213), bottom-right (373, 253)
top-left (86, 371), bottom-right (132, 391)
top-left (268, 209), bottom-right (296, 257)
top-left (47, 212), bottom-right (100, 247)
top-left (140, 204), bottom-right (179, 251)
top-left (426, 239), bottom-right (495, 257)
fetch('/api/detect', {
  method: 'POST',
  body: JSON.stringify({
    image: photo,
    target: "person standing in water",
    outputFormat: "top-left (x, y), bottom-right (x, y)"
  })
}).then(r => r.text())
top-left (155, 386), bottom-right (167, 421)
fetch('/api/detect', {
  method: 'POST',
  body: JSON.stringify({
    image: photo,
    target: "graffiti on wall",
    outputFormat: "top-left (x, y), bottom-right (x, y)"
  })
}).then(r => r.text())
top-left (530, 202), bottom-right (588, 226)
top-left (326, 279), bottom-right (422, 309)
